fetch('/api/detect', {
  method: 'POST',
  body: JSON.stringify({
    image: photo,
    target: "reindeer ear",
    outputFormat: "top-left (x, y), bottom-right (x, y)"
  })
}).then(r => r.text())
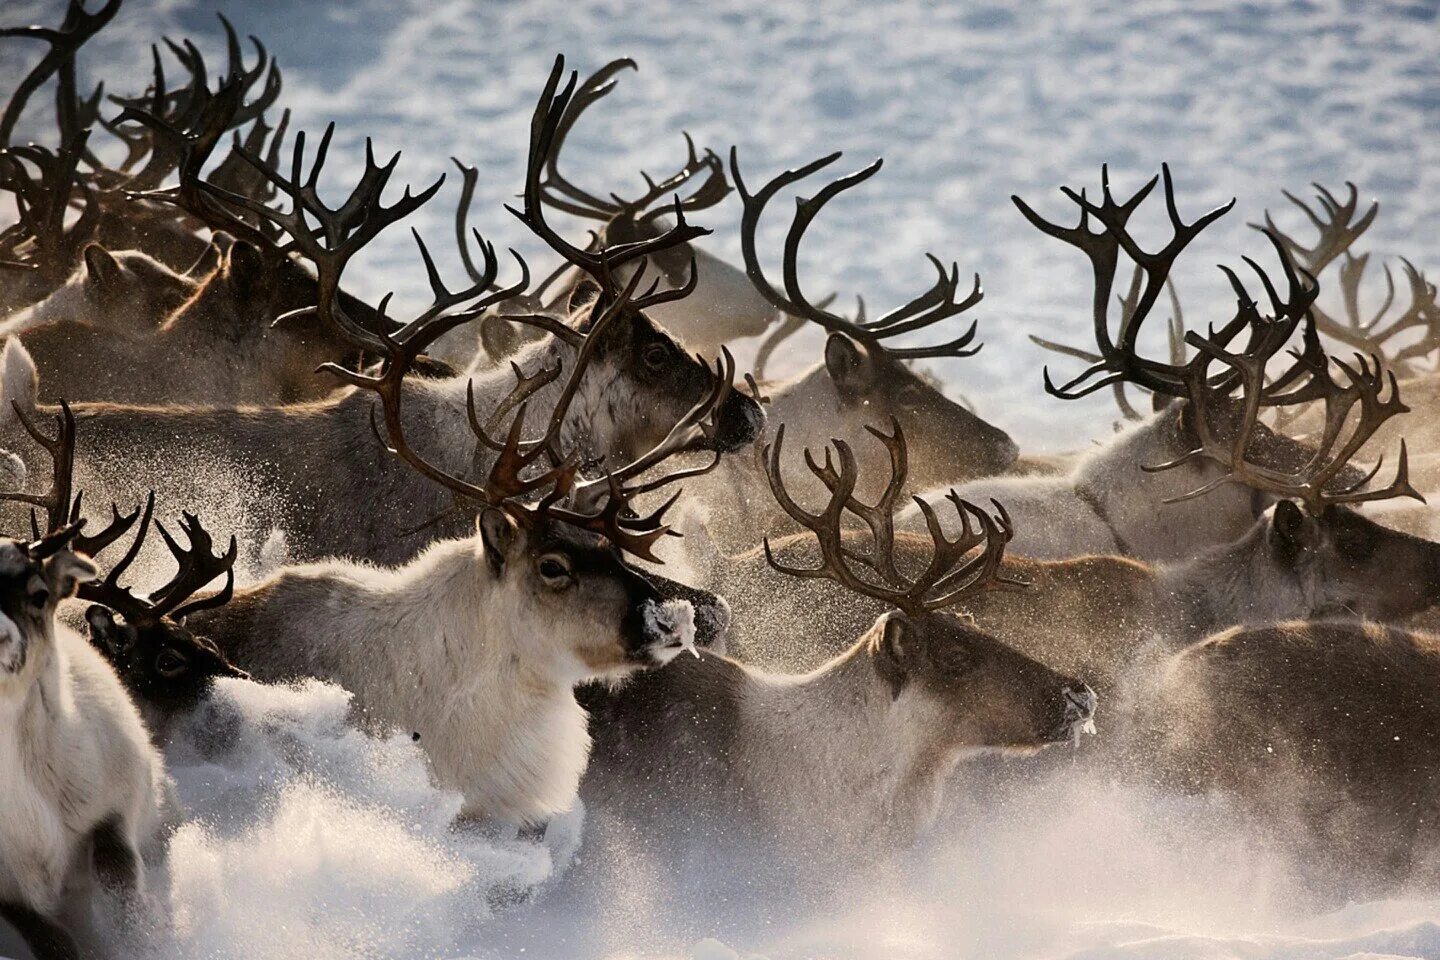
top-left (1269, 499), bottom-right (1318, 566)
top-left (567, 278), bottom-right (602, 323)
top-left (82, 244), bottom-right (122, 289)
top-left (222, 241), bottom-right (266, 302)
top-left (477, 508), bottom-right (518, 577)
top-left (824, 333), bottom-right (876, 397)
top-left (875, 615), bottom-right (911, 700)
top-left (85, 605), bottom-right (132, 655)
top-left (44, 550), bottom-right (97, 599)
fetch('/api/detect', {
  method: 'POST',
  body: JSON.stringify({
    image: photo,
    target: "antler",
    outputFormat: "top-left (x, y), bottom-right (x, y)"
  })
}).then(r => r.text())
top-left (1253, 182), bottom-right (1378, 279)
top-left (535, 59), bottom-right (728, 229)
top-left (506, 56), bottom-right (711, 316)
top-left (1252, 183), bottom-right (1440, 373)
top-left (1014, 164), bottom-right (1237, 399)
top-left (0, 400), bottom-right (146, 560)
top-left (762, 419), bottom-right (1023, 616)
top-left (1030, 266), bottom-right (1189, 422)
top-left (0, 131), bottom-right (101, 280)
top-left (733, 149), bottom-right (984, 362)
top-left (1148, 313), bottom-right (1423, 514)
top-left (0, 0), bottom-right (121, 147)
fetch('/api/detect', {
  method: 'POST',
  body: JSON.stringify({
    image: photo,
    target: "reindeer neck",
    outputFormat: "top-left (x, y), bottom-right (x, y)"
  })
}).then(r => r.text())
top-left (737, 637), bottom-right (954, 839)
top-left (1158, 521), bottom-right (1286, 640)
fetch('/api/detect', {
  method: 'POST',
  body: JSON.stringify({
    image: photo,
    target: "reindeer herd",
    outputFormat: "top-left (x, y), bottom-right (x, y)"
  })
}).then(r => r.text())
top-left (0, 4), bottom-right (1437, 958)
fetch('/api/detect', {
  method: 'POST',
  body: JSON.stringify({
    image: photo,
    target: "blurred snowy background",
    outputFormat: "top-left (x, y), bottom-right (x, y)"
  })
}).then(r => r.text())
top-left (5, 0), bottom-right (1438, 448)
top-left (2, 2), bottom-right (1439, 958)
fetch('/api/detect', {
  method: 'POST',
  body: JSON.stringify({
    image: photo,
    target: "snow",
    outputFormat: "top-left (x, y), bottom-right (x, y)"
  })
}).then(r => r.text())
top-left (1, 0), bottom-right (1437, 957)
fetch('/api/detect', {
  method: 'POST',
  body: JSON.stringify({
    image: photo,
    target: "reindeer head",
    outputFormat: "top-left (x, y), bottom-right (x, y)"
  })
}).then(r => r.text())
top-left (0, 527), bottom-right (94, 679)
top-left (161, 239), bottom-right (367, 403)
top-left (733, 148), bottom-right (1017, 482)
top-left (553, 280), bottom-right (764, 463)
top-left (475, 507), bottom-right (697, 678)
top-left (1256, 501), bottom-right (1440, 622)
top-left (85, 604), bottom-right (248, 712)
top-left (15, 243), bottom-right (197, 333)
top-left (865, 609), bottom-right (1096, 753)
top-left (763, 419), bottom-right (1098, 754)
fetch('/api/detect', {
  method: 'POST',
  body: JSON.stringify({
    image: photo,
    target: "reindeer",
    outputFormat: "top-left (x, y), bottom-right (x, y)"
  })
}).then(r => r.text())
top-left (0, 521), bottom-right (164, 960)
top-left (715, 305), bottom-right (1440, 695)
top-left (674, 149), bottom-right (1019, 552)
top-left (0, 242), bottom-right (198, 335)
top-left (892, 166), bottom-right (1355, 562)
top-left (479, 60), bottom-right (777, 363)
top-left (1136, 618), bottom-right (1440, 889)
top-left (581, 421), bottom-right (1096, 859)
top-left (0, 398), bottom-right (249, 746)
top-left (177, 259), bottom-right (743, 826)
top-left (0, 61), bottom-right (763, 566)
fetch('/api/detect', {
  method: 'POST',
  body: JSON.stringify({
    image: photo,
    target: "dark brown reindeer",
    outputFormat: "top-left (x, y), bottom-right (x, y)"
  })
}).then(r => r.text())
top-left (1137, 617), bottom-right (1440, 891)
top-left (0, 399), bottom-right (246, 744)
top-left (479, 59), bottom-right (777, 362)
top-left (582, 418), bottom-right (1095, 859)
top-left (677, 148), bottom-right (1018, 552)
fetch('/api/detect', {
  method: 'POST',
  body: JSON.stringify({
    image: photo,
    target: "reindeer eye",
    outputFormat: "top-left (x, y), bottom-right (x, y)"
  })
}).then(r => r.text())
top-left (157, 651), bottom-right (187, 678)
top-left (643, 344), bottom-right (669, 370)
top-left (536, 554), bottom-right (574, 588)
top-left (27, 586), bottom-right (49, 609)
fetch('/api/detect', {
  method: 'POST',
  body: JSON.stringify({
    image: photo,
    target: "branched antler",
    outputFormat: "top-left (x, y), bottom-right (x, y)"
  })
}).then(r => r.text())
top-left (0, 0), bottom-right (121, 147)
top-left (507, 56), bottom-right (712, 317)
top-left (734, 149), bottom-right (984, 362)
top-left (1014, 164), bottom-right (1236, 398)
top-left (1147, 321), bottom-right (1422, 514)
top-left (0, 399), bottom-right (145, 559)
top-left (763, 419), bottom-right (1023, 616)
top-left (1257, 184), bottom-right (1440, 375)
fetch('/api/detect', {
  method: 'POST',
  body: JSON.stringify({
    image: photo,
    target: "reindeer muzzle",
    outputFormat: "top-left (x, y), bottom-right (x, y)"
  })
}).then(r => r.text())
top-left (630, 598), bottom-right (700, 666)
top-left (712, 391), bottom-right (765, 453)
top-left (1052, 684), bottom-right (1098, 744)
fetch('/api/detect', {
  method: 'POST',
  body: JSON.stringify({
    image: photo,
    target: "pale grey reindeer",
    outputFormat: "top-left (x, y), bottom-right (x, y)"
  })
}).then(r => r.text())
top-left (0, 61), bottom-right (763, 566)
top-left (478, 59), bottom-right (777, 364)
top-left (0, 523), bottom-right (164, 960)
top-left (678, 148), bottom-right (1019, 553)
top-left (899, 166), bottom-right (1352, 562)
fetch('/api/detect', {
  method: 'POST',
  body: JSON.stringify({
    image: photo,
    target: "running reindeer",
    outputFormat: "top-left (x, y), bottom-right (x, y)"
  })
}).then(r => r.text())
top-left (186, 263), bottom-right (738, 826)
top-left (719, 296), bottom-right (1440, 691)
top-left (583, 419), bottom-right (1095, 858)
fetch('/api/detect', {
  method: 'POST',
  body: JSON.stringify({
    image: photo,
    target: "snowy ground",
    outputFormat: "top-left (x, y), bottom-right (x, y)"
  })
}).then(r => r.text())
top-left (2, 1), bottom-right (1439, 958)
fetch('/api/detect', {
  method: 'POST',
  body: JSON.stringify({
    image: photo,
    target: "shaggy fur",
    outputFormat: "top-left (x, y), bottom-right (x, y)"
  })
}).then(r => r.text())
top-left (0, 542), bottom-right (164, 952)
top-left (186, 515), bottom-right (702, 825)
